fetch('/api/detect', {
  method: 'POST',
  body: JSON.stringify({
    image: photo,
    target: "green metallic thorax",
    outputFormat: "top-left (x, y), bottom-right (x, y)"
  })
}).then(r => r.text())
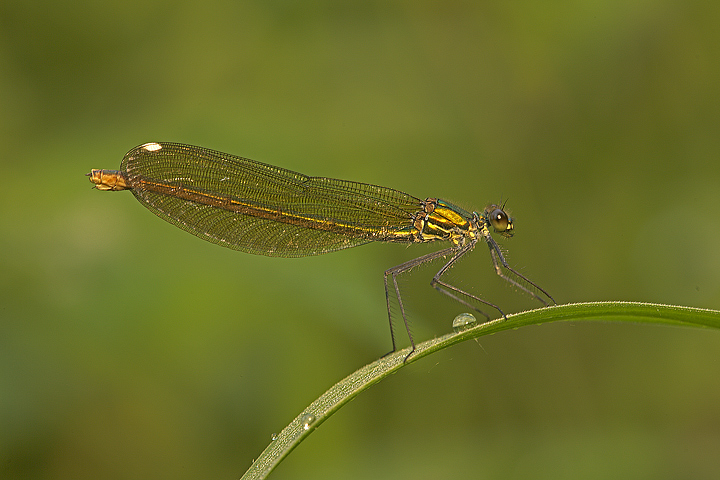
top-left (401, 198), bottom-right (482, 247)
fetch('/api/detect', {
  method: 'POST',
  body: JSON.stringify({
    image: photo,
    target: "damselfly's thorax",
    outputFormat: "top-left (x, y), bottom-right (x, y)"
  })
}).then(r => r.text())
top-left (406, 198), bottom-right (478, 247)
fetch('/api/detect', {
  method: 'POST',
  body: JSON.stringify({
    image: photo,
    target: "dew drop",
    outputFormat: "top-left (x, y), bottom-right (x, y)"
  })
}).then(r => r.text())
top-left (300, 413), bottom-right (316, 431)
top-left (452, 313), bottom-right (477, 333)
top-left (270, 433), bottom-right (278, 441)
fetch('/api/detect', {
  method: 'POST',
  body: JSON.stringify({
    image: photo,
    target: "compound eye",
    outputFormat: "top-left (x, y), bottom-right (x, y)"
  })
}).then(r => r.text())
top-left (489, 208), bottom-right (509, 232)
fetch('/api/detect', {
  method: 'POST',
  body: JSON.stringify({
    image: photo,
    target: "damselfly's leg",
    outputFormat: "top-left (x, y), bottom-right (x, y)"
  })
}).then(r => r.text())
top-left (384, 248), bottom-right (458, 360)
top-left (430, 241), bottom-right (506, 321)
top-left (486, 240), bottom-right (556, 305)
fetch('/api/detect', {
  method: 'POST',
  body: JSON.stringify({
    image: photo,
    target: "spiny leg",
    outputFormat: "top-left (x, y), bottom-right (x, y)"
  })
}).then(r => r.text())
top-left (430, 241), bottom-right (505, 321)
top-left (382, 273), bottom-right (398, 355)
top-left (384, 248), bottom-right (458, 361)
top-left (486, 240), bottom-right (556, 305)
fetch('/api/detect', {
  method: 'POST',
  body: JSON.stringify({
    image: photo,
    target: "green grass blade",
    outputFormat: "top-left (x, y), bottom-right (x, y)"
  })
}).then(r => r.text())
top-left (240, 301), bottom-right (720, 479)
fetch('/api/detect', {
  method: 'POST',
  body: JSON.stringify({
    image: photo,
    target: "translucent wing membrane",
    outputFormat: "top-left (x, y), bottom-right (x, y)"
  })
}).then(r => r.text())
top-left (120, 143), bottom-right (423, 256)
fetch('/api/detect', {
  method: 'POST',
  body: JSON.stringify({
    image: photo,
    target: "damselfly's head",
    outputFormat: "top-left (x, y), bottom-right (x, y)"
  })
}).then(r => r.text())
top-left (484, 205), bottom-right (514, 238)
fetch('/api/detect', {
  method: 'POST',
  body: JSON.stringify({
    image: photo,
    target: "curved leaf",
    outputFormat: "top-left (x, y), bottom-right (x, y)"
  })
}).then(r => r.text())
top-left (241, 301), bottom-right (720, 479)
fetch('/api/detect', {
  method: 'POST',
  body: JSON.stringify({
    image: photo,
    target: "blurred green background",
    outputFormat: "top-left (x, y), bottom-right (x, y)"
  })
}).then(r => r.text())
top-left (2, 1), bottom-right (719, 479)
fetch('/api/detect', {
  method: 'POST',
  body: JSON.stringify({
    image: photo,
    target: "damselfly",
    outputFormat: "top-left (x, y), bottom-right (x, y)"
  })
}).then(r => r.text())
top-left (88, 142), bottom-right (554, 359)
